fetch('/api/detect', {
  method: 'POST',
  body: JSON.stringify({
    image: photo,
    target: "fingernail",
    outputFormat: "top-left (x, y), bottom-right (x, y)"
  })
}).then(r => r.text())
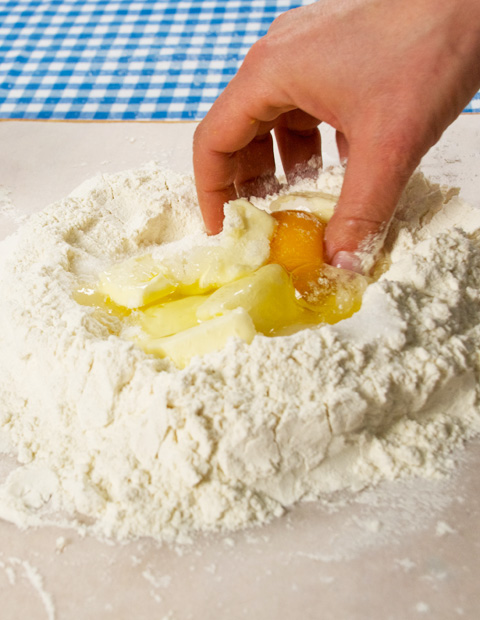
top-left (331, 251), bottom-right (364, 274)
top-left (205, 221), bottom-right (223, 236)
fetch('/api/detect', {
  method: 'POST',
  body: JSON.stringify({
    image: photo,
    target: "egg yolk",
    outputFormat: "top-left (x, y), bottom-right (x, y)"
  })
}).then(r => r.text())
top-left (268, 210), bottom-right (325, 272)
top-left (268, 209), bottom-right (368, 323)
top-left (75, 204), bottom-right (370, 368)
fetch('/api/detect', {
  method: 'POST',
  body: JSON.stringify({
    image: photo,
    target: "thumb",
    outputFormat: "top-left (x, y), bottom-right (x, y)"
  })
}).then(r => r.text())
top-left (324, 137), bottom-right (418, 274)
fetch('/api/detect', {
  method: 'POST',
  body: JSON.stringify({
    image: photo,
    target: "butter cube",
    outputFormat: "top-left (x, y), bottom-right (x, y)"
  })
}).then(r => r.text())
top-left (98, 254), bottom-right (176, 309)
top-left (139, 308), bottom-right (256, 368)
top-left (197, 264), bottom-right (311, 335)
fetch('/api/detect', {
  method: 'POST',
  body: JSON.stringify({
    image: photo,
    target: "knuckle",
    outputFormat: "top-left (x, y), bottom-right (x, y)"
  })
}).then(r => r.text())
top-left (193, 121), bottom-right (207, 153)
top-left (377, 124), bottom-right (424, 179)
top-left (267, 12), bottom-right (287, 33)
top-left (243, 35), bottom-right (273, 68)
top-left (268, 7), bottom-right (300, 33)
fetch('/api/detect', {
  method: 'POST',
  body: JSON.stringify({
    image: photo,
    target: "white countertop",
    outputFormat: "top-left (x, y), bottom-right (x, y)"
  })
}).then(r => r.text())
top-left (0, 117), bottom-right (479, 620)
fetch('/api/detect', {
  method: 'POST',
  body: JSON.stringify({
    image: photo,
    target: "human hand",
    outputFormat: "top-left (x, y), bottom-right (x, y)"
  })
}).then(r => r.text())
top-left (193, 0), bottom-right (480, 272)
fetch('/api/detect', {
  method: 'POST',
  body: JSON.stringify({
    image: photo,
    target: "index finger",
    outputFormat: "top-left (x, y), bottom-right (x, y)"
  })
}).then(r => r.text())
top-left (193, 68), bottom-right (292, 234)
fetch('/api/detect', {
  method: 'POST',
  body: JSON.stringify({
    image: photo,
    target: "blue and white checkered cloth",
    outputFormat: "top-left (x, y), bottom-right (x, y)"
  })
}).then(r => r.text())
top-left (0, 0), bottom-right (478, 120)
top-left (0, 0), bottom-right (312, 119)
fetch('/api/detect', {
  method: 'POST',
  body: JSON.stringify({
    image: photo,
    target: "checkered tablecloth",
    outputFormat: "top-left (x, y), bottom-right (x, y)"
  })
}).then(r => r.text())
top-left (0, 0), bottom-right (478, 120)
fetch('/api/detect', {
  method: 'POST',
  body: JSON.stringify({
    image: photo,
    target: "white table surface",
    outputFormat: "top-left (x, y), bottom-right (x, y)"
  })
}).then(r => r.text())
top-left (0, 117), bottom-right (479, 620)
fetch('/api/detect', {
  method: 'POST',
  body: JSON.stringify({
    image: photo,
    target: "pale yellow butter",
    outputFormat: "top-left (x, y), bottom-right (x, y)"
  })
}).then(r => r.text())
top-left (97, 254), bottom-right (177, 309)
top-left (139, 295), bottom-right (208, 338)
top-left (97, 199), bottom-right (276, 307)
top-left (196, 263), bottom-right (312, 335)
top-left (138, 308), bottom-right (256, 368)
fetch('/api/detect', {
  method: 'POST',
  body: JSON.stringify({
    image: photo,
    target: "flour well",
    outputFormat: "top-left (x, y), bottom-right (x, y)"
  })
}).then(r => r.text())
top-left (0, 163), bottom-right (479, 543)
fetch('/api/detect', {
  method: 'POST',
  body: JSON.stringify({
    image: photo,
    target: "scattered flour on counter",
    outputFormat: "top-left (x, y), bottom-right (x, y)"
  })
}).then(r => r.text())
top-left (435, 520), bottom-right (457, 537)
top-left (55, 536), bottom-right (67, 553)
top-left (0, 185), bottom-right (27, 226)
top-left (21, 560), bottom-right (56, 620)
top-left (0, 162), bottom-right (479, 544)
top-left (1, 556), bottom-right (56, 620)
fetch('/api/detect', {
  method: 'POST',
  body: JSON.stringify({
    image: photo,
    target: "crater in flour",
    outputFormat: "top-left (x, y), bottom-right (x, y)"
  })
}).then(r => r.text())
top-left (0, 162), bottom-right (479, 544)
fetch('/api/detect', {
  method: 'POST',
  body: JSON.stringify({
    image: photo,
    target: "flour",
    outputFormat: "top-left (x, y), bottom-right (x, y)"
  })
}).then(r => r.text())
top-left (0, 162), bottom-right (479, 544)
top-left (1, 556), bottom-right (56, 620)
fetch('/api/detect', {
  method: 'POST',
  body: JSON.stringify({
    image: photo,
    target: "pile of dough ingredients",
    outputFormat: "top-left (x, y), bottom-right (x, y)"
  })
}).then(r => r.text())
top-left (0, 162), bottom-right (479, 543)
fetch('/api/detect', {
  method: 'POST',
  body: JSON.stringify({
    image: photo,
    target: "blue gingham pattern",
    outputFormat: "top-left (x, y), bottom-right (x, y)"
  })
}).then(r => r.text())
top-left (465, 93), bottom-right (480, 113)
top-left (0, 0), bottom-right (313, 120)
top-left (0, 0), bottom-right (478, 120)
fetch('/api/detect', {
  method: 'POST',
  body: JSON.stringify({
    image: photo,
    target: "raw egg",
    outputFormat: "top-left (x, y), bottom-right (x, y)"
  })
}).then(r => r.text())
top-left (268, 210), bottom-right (325, 272)
top-left (268, 209), bottom-right (369, 323)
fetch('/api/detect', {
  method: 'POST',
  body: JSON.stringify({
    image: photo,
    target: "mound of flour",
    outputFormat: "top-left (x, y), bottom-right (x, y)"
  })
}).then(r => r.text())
top-left (0, 162), bottom-right (479, 543)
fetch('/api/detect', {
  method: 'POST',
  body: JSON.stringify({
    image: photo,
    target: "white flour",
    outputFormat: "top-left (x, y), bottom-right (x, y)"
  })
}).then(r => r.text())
top-left (0, 163), bottom-right (479, 543)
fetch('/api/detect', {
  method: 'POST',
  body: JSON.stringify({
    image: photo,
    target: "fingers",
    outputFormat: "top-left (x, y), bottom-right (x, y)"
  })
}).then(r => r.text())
top-left (274, 110), bottom-right (322, 182)
top-left (335, 130), bottom-right (349, 164)
top-left (235, 128), bottom-right (281, 199)
top-left (193, 68), bottom-right (290, 234)
top-left (324, 134), bottom-right (421, 273)
top-left (193, 150), bottom-right (239, 235)
top-left (193, 101), bottom-right (259, 234)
